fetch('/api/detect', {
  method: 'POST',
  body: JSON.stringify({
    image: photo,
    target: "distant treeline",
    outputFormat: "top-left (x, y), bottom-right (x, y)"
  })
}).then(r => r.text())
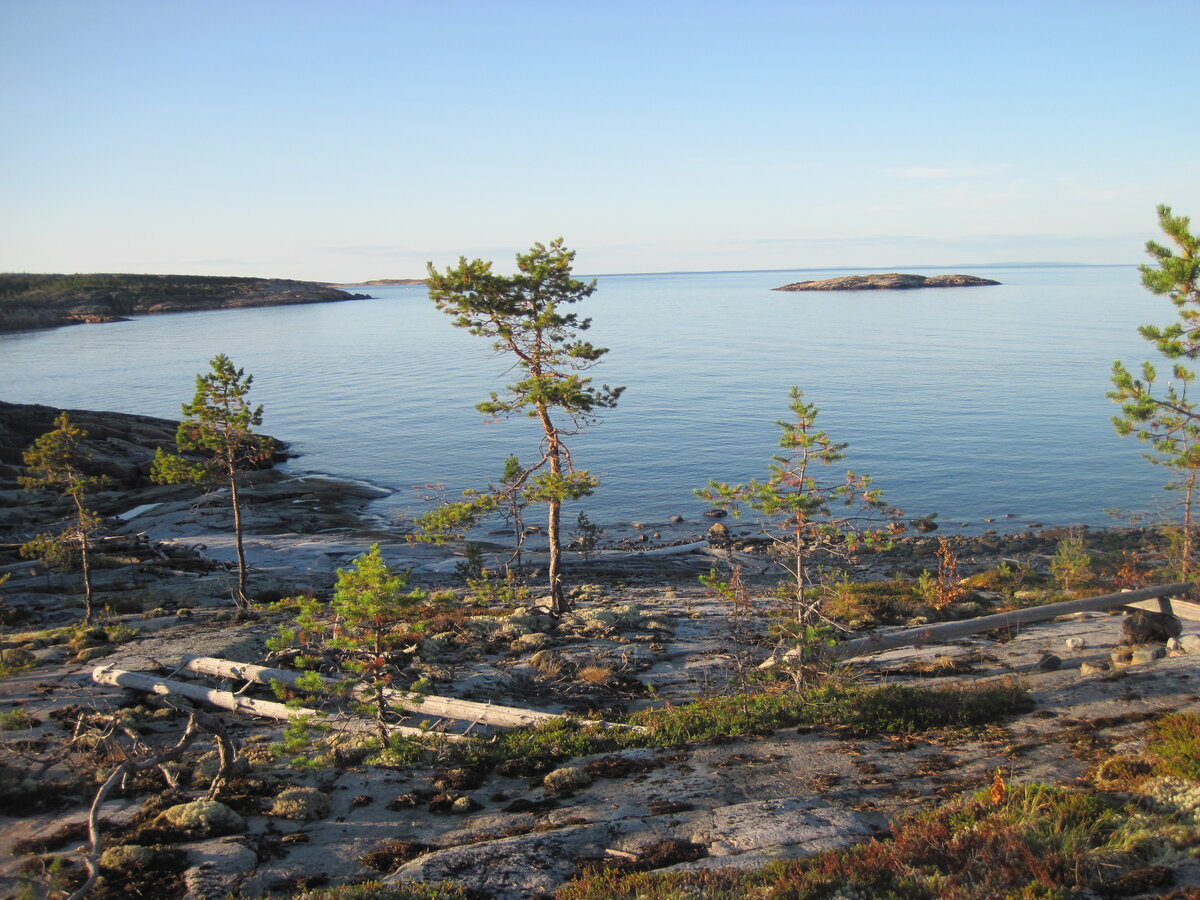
top-left (0, 272), bottom-right (368, 332)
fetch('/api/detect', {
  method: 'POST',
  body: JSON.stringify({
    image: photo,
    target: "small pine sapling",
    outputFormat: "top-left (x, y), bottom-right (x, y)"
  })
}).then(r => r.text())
top-left (329, 544), bottom-right (426, 742)
top-left (697, 387), bottom-right (902, 625)
top-left (1050, 530), bottom-right (1093, 596)
top-left (19, 413), bottom-right (110, 624)
top-left (571, 511), bottom-right (605, 565)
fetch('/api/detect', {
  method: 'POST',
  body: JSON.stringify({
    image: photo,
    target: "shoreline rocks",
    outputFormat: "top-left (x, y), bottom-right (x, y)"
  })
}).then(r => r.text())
top-left (775, 273), bottom-right (1000, 292)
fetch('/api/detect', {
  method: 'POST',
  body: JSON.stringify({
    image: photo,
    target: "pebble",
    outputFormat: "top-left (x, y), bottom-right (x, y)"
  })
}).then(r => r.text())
top-left (1064, 637), bottom-right (1087, 651)
top-left (1036, 653), bottom-right (1062, 671)
top-left (1080, 661), bottom-right (1110, 676)
top-left (1130, 645), bottom-right (1166, 665)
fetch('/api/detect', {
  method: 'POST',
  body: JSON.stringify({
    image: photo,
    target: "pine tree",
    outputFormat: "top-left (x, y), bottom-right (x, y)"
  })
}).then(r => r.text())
top-left (152, 354), bottom-right (272, 606)
top-left (19, 413), bottom-right (109, 624)
top-left (1110, 205), bottom-right (1200, 578)
top-left (696, 387), bottom-right (901, 624)
top-left (424, 239), bottom-right (624, 615)
top-left (330, 544), bottom-right (426, 742)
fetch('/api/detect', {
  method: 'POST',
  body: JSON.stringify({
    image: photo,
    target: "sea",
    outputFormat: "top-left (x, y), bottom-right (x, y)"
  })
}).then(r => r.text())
top-left (0, 264), bottom-right (1178, 534)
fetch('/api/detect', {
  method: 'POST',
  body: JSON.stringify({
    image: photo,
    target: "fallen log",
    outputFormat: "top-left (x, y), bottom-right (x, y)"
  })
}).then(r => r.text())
top-left (181, 654), bottom-right (643, 731)
top-left (91, 666), bottom-right (463, 740)
top-left (830, 581), bottom-right (1193, 660)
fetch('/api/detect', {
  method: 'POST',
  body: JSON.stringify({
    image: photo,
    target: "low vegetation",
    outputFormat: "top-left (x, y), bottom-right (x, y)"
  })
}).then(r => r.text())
top-left (556, 711), bottom-right (1200, 900)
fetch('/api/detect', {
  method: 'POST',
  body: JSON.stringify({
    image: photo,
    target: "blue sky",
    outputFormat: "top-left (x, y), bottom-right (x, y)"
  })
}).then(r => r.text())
top-left (2, 0), bottom-right (1198, 280)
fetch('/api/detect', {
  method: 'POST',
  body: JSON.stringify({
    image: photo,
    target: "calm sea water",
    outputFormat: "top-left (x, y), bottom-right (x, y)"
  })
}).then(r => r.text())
top-left (0, 265), bottom-right (1176, 533)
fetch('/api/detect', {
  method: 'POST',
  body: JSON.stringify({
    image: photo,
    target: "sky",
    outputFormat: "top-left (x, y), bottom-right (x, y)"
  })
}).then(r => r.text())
top-left (2, 0), bottom-right (1198, 281)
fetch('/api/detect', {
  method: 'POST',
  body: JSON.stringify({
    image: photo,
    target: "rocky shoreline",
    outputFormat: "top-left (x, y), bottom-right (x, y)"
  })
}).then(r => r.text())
top-left (3, 403), bottom-right (1200, 898)
top-left (0, 273), bottom-right (371, 332)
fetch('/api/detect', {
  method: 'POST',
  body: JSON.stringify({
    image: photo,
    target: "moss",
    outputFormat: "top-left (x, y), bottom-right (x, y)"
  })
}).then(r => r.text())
top-left (155, 799), bottom-right (245, 837)
top-left (99, 844), bottom-right (156, 870)
top-left (271, 786), bottom-right (331, 821)
top-left (543, 766), bottom-right (593, 792)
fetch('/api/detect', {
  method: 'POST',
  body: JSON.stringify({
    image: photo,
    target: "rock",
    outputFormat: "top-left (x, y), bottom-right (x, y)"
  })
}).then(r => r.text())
top-left (1080, 661), bottom-right (1111, 676)
top-left (1122, 610), bottom-right (1182, 645)
top-left (1167, 637), bottom-right (1183, 653)
top-left (1036, 653), bottom-right (1062, 671)
top-left (387, 823), bottom-right (610, 899)
top-left (180, 835), bottom-right (257, 900)
top-left (686, 798), bottom-right (877, 857)
top-left (774, 273), bottom-right (999, 292)
top-left (1111, 647), bottom-right (1134, 667)
top-left (1181, 635), bottom-right (1200, 655)
top-left (707, 522), bottom-right (731, 547)
top-left (74, 644), bottom-right (113, 662)
top-left (542, 766), bottom-right (593, 792)
top-left (670, 515), bottom-right (684, 523)
top-left (270, 786), bottom-right (330, 821)
top-left (156, 800), bottom-right (245, 838)
top-left (1064, 637), bottom-right (1087, 652)
top-left (1131, 645), bottom-right (1167, 665)
top-left (703, 508), bottom-right (727, 518)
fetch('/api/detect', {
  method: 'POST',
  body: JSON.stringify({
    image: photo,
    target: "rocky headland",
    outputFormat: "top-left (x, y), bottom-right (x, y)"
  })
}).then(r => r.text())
top-left (0, 273), bottom-right (372, 332)
top-left (775, 273), bottom-right (1000, 291)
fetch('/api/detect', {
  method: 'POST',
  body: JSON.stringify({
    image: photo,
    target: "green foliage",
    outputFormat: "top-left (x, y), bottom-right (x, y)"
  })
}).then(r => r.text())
top-left (1110, 204), bottom-right (1200, 578)
top-left (1050, 530), bottom-right (1093, 595)
top-left (464, 567), bottom-right (530, 606)
top-left (19, 413), bottom-right (109, 624)
top-left (1147, 712), bottom-right (1200, 780)
top-left (697, 387), bottom-right (902, 623)
top-left (269, 715), bottom-right (332, 771)
top-left (0, 708), bottom-right (36, 730)
top-left (152, 354), bottom-right (272, 606)
top-left (452, 682), bottom-right (1033, 772)
top-left (329, 545), bottom-right (426, 740)
top-left (426, 239), bottom-right (624, 614)
top-left (570, 511), bottom-right (604, 563)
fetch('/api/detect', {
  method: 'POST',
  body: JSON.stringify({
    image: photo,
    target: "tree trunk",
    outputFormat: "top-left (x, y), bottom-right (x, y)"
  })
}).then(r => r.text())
top-left (228, 465), bottom-right (249, 608)
top-left (538, 404), bottom-right (568, 616)
top-left (74, 494), bottom-right (94, 625)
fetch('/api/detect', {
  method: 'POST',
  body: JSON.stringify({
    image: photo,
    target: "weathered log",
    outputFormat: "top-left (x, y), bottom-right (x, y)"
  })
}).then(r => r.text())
top-left (91, 666), bottom-right (461, 740)
top-left (830, 582), bottom-right (1193, 660)
top-left (180, 654), bottom-right (642, 731)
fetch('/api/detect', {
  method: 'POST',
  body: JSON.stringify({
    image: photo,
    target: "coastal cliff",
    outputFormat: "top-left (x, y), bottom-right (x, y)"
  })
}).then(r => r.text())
top-left (0, 273), bottom-right (371, 332)
top-left (775, 273), bottom-right (1000, 291)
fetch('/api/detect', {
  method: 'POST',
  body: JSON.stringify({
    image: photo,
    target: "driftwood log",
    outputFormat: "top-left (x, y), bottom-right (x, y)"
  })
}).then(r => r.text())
top-left (180, 654), bottom-right (642, 731)
top-left (91, 666), bottom-right (462, 740)
top-left (830, 581), bottom-right (1193, 660)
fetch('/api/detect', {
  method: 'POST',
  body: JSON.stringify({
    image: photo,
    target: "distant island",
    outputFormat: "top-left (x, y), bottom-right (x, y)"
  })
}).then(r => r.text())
top-left (0, 273), bottom-right (371, 332)
top-left (330, 278), bottom-right (426, 287)
top-left (775, 273), bottom-right (1001, 291)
